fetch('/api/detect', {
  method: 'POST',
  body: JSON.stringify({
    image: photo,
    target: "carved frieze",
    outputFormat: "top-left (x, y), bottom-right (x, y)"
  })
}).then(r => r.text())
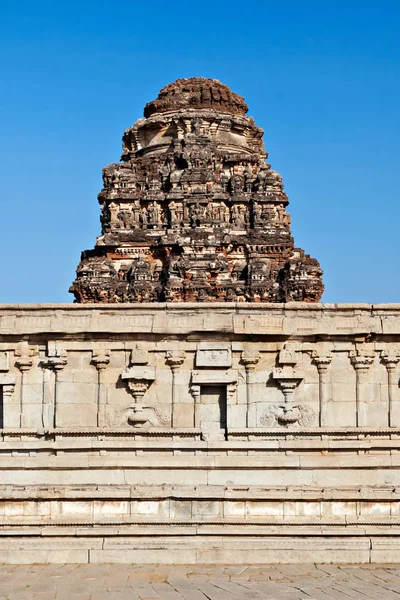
top-left (196, 343), bottom-right (232, 368)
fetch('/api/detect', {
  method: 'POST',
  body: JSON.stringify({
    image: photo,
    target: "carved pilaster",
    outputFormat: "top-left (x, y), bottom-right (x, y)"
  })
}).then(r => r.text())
top-left (0, 353), bottom-right (15, 428)
top-left (312, 353), bottom-right (332, 427)
top-left (15, 342), bottom-right (37, 428)
top-left (350, 351), bottom-right (374, 427)
top-left (241, 350), bottom-right (260, 428)
top-left (42, 350), bottom-right (68, 429)
top-left (166, 350), bottom-right (185, 427)
top-left (190, 384), bottom-right (201, 428)
top-left (2, 385), bottom-right (15, 402)
top-left (381, 352), bottom-right (400, 427)
top-left (1, 384), bottom-right (15, 429)
top-left (226, 383), bottom-right (238, 404)
top-left (92, 350), bottom-right (111, 427)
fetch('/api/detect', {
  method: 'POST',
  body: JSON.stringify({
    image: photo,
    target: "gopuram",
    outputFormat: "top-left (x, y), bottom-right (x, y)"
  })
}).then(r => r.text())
top-left (1, 78), bottom-right (400, 564)
top-left (70, 77), bottom-right (323, 304)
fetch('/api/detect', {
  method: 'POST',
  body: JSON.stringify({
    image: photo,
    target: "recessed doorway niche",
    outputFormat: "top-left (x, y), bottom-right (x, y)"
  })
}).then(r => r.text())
top-left (200, 385), bottom-right (227, 441)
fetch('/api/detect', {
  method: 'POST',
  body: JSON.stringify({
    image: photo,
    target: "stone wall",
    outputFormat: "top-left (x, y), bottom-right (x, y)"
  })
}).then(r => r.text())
top-left (1, 303), bottom-right (400, 563)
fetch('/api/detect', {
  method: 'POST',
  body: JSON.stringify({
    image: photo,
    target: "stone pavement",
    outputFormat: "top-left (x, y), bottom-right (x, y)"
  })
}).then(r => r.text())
top-left (1, 564), bottom-right (400, 599)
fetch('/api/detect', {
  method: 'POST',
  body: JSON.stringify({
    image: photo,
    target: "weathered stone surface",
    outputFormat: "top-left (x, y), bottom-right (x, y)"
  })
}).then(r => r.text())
top-left (4, 563), bottom-right (400, 597)
top-left (0, 303), bottom-right (400, 562)
top-left (70, 77), bottom-right (323, 303)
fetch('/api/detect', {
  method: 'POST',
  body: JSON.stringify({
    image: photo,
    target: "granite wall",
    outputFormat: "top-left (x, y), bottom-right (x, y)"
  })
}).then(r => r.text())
top-left (1, 303), bottom-right (400, 563)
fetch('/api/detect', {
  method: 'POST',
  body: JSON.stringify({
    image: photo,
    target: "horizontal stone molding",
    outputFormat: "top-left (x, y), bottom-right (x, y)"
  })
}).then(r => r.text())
top-left (0, 303), bottom-right (399, 336)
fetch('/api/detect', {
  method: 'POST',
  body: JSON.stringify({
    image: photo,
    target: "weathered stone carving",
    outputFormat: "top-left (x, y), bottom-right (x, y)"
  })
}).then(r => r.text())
top-left (121, 355), bottom-right (170, 428)
top-left (70, 77), bottom-right (323, 303)
top-left (122, 365), bottom-right (155, 400)
top-left (260, 403), bottom-right (316, 427)
top-left (196, 343), bottom-right (232, 368)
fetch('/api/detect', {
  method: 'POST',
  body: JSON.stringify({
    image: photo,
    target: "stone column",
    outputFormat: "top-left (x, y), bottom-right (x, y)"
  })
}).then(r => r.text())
top-left (350, 351), bottom-right (375, 427)
top-left (91, 351), bottom-right (110, 427)
top-left (42, 351), bottom-right (68, 429)
top-left (312, 353), bottom-right (332, 427)
top-left (166, 351), bottom-right (185, 428)
top-left (381, 352), bottom-right (400, 427)
top-left (241, 350), bottom-right (260, 428)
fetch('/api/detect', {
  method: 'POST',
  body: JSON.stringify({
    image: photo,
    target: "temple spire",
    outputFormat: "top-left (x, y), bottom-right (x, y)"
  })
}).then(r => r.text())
top-left (70, 77), bottom-right (323, 303)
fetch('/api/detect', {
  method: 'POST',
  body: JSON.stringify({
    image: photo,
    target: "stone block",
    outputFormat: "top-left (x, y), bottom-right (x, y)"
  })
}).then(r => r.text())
top-left (90, 547), bottom-right (196, 564)
top-left (246, 501), bottom-right (284, 516)
top-left (0, 549), bottom-right (90, 563)
top-left (370, 538), bottom-right (400, 562)
top-left (227, 404), bottom-right (247, 428)
top-left (329, 502), bottom-right (357, 517)
top-left (173, 403), bottom-right (194, 428)
top-left (170, 501), bottom-right (192, 518)
top-left (196, 343), bottom-right (232, 368)
top-left (56, 403), bottom-right (97, 427)
top-left (192, 370), bottom-right (238, 385)
top-left (93, 501), bottom-right (129, 518)
top-left (132, 500), bottom-right (169, 517)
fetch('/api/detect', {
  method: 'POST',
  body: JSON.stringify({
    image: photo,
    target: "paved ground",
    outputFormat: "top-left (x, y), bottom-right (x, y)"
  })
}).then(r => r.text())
top-left (1, 564), bottom-right (400, 599)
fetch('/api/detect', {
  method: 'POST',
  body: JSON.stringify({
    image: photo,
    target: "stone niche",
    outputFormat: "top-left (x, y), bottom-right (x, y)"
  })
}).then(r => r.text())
top-left (1, 302), bottom-right (400, 564)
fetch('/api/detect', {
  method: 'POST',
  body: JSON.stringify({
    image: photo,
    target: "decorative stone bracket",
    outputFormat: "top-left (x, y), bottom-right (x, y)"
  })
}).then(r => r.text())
top-left (91, 350), bottom-right (111, 371)
top-left (241, 350), bottom-right (260, 371)
top-left (42, 350), bottom-right (68, 371)
top-left (14, 341), bottom-right (38, 373)
top-left (122, 365), bottom-right (156, 402)
top-left (271, 367), bottom-right (304, 425)
top-left (165, 350), bottom-right (185, 370)
top-left (121, 365), bottom-right (162, 427)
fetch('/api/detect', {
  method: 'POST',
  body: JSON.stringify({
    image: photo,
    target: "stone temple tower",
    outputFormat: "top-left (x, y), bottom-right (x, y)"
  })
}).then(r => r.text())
top-left (70, 77), bottom-right (323, 303)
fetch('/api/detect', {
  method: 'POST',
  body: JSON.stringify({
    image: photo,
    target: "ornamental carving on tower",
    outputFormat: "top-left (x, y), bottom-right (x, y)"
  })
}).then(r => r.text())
top-left (70, 78), bottom-right (323, 303)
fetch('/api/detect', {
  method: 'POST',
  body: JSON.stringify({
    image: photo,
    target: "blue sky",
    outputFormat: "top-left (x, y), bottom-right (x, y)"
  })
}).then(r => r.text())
top-left (0, 0), bottom-right (399, 303)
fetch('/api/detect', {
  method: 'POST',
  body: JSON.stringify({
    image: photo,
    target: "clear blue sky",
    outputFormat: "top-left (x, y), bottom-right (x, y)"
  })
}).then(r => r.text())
top-left (1, 0), bottom-right (399, 303)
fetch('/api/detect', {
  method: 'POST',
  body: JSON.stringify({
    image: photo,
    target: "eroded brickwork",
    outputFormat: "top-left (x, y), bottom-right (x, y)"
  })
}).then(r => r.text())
top-left (70, 78), bottom-right (323, 303)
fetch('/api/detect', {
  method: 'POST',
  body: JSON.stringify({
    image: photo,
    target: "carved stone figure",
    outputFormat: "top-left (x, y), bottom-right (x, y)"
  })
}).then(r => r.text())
top-left (231, 205), bottom-right (245, 228)
top-left (71, 77), bottom-right (323, 303)
top-left (140, 207), bottom-right (148, 227)
top-left (149, 201), bottom-right (161, 224)
top-left (244, 164), bottom-right (256, 192)
top-left (118, 209), bottom-right (132, 229)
